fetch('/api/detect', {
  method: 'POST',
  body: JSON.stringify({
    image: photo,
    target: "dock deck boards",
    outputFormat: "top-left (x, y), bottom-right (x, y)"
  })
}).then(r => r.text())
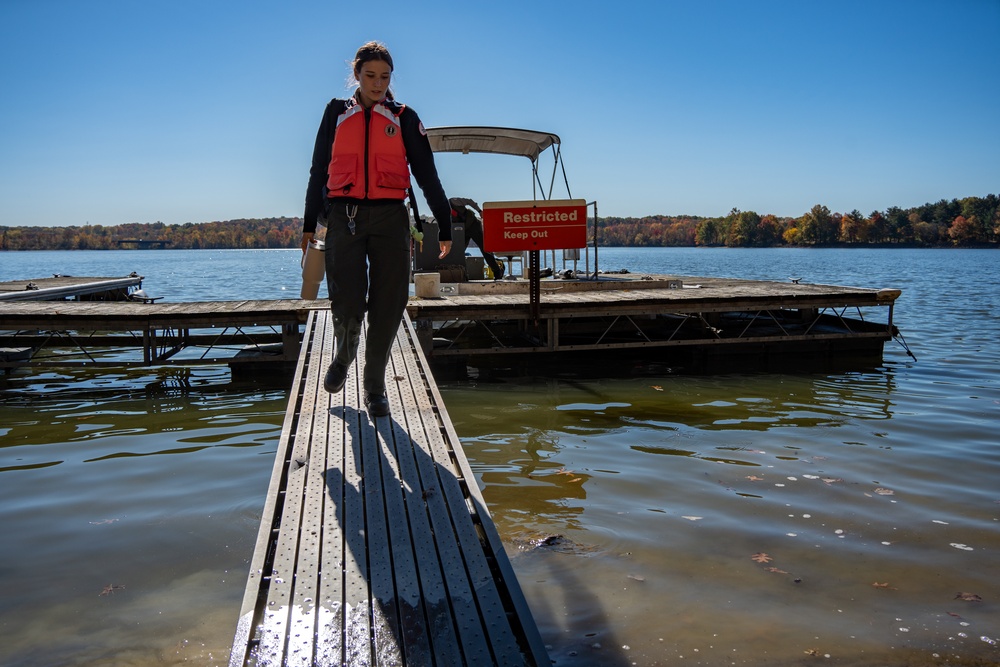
top-left (0, 298), bottom-right (325, 328)
top-left (230, 310), bottom-right (547, 666)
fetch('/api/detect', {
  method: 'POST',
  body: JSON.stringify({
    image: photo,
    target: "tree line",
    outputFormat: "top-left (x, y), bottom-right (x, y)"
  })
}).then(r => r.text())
top-left (596, 194), bottom-right (998, 248)
top-left (1, 195), bottom-right (996, 251)
top-left (1, 218), bottom-right (303, 251)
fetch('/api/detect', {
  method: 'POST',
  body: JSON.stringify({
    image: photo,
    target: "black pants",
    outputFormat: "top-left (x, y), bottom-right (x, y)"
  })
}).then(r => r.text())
top-left (324, 201), bottom-right (410, 394)
top-left (463, 216), bottom-right (504, 278)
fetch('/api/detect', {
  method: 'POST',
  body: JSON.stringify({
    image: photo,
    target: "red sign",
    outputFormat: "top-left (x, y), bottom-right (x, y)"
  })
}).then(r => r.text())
top-left (482, 199), bottom-right (587, 253)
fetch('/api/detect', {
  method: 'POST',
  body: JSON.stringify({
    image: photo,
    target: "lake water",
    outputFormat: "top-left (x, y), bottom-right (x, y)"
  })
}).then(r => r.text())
top-left (1, 247), bottom-right (998, 666)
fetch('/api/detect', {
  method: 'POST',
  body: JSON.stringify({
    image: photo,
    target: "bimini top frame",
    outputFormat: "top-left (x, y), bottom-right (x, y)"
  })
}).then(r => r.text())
top-left (425, 126), bottom-right (573, 202)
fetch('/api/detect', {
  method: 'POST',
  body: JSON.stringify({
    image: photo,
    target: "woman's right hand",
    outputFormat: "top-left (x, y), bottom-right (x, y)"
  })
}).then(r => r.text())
top-left (301, 233), bottom-right (314, 254)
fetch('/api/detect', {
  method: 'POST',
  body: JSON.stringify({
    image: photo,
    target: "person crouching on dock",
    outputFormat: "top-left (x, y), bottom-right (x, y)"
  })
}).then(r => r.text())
top-left (301, 41), bottom-right (453, 417)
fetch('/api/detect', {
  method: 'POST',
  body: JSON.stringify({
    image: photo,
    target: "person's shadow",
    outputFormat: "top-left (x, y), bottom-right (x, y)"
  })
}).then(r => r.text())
top-left (319, 393), bottom-right (547, 665)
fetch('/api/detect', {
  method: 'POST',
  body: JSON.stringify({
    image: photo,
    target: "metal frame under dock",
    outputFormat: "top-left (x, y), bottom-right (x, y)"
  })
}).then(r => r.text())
top-left (0, 300), bottom-right (325, 369)
top-left (230, 310), bottom-right (548, 666)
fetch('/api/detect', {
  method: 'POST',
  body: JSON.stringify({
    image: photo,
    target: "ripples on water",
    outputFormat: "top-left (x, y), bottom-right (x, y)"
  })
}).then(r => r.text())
top-left (2, 248), bottom-right (999, 665)
top-left (0, 365), bottom-right (286, 666)
top-left (444, 366), bottom-right (1000, 666)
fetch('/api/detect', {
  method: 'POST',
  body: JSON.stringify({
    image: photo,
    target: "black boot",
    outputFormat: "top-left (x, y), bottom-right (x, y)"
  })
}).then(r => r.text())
top-left (324, 361), bottom-right (349, 393)
top-left (364, 391), bottom-right (390, 417)
top-left (325, 315), bottom-right (362, 394)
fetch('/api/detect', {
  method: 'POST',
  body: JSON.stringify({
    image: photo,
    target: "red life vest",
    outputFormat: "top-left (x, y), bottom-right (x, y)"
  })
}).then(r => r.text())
top-left (326, 99), bottom-right (411, 200)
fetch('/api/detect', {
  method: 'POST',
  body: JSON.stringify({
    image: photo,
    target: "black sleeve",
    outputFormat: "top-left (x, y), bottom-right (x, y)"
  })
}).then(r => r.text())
top-left (303, 99), bottom-right (344, 234)
top-left (400, 106), bottom-right (452, 241)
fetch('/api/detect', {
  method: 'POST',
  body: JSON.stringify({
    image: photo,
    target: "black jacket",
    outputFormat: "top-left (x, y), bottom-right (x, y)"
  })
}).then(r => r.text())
top-left (303, 95), bottom-right (452, 240)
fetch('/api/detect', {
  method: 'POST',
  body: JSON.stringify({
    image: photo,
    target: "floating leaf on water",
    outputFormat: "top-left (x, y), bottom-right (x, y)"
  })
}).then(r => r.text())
top-left (874, 488), bottom-right (895, 496)
top-left (746, 475), bottom-right (764, 481)
top-left (651, 385), bottom-right (663, 391)
top-left (766, 566), bottom-right (789, 574)
top-left (950, 543), bottom-right (974, 551)
top-left (627, 574), bottom-right (645, 582)
top-left (681, 516), bottom-right (703, 521)
top-left (822, 477), bottom-right (842, 485)
top-left (872, 582), bottom-right (896, 589)
top-left (751, 552), bottom-right (772, 563)
top-left (955, 592), bottom-right (983, 602)
top-left (99, 583), bottom-right (126, 596)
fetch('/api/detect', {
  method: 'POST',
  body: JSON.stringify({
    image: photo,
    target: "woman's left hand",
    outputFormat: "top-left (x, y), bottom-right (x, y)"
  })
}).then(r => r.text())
top-left (438, 241), bottom-right (452, 259)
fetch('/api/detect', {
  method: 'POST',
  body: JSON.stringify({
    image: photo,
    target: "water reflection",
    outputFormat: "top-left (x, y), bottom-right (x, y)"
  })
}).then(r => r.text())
top-left (440, 361), bottom-right (1000, 665)
top-left (1, 367), bottom-right (287, 457)
top-left (0, 367), bottom-right (284, 667)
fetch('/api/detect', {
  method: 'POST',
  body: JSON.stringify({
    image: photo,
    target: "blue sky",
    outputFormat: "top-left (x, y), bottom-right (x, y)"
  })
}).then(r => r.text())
top-left (1, 0), bottom-right (997, 228)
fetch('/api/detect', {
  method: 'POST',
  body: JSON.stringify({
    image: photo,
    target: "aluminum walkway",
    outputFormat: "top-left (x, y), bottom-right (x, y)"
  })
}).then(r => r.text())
top-left (230, 311), bottom-right (547, 666)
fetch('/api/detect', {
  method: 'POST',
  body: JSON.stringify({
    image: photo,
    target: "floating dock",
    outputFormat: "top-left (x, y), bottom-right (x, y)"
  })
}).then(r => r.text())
top-left (230, 310), bottom-right (548, 666)
top-left (407, 274), bottom-right (902, 370)
top-left (1, 274), bottom-right (902, 373)
top-left (0, 274), bottom-right (144, 302)
top-left (0, 299), bottom-right (323, 369)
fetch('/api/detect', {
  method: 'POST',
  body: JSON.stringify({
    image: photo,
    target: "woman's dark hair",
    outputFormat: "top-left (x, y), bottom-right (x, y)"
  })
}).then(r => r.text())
top-left (352, 41), bottom-right (393, 77)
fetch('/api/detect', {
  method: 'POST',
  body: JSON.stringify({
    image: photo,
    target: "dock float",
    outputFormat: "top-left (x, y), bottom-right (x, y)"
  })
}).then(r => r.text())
top-left (0, 274), bottom-right (144, 302)
top-left (230, 310), bottom-right (548, 666)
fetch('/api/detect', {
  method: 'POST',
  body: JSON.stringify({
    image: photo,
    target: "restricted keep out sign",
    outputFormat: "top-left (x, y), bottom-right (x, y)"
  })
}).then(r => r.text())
top-left (482, 199), bottom-right (587, 253)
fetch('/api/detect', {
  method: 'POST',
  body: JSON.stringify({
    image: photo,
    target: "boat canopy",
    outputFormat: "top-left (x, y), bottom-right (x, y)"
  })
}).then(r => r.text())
top-left (425, 126), bottom-right (560, 163)
top-left (426, 126), bottom-right (571, 201)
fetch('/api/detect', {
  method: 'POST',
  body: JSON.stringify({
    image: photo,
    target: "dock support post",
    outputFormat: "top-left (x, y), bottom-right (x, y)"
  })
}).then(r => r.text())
top-left (281, 322), bottom-right (300, 361)
top-left (142, 328), bottom-right (152, 365)
top-left (413, 317), bottom-right (434, 357)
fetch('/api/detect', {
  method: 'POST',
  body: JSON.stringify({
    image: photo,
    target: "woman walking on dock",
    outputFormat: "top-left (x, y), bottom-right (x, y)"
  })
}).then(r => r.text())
top-left (301, 41), bottom-right (453, 417)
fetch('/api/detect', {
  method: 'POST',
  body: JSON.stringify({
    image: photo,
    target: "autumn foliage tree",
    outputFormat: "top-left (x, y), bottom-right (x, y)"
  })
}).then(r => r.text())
top-left (3, 195), bottom-right (998, 251)
top-left (1, 218), bottom-right (302, 251)
top-left (595, 195), bottom-right (994, 249)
